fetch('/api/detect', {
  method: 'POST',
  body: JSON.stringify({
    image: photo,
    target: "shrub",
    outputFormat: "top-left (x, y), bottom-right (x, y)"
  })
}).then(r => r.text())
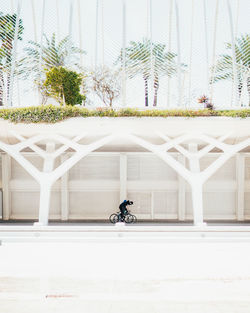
top-left (0, 105), bottom-right (249, 123)
top-left (43, 67), bottom-right (85, 106)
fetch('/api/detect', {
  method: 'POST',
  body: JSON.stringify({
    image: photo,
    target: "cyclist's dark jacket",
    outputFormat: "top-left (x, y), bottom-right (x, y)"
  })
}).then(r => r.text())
top-left (119, 200), bottom-right (130, 216)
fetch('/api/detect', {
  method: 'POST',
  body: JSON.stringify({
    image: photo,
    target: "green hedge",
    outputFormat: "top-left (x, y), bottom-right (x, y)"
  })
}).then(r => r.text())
top-left (0, 105), bottom-right (249, 123)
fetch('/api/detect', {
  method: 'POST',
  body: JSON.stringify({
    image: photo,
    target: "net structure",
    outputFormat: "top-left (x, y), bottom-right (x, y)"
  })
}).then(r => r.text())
top-left (0, 0), bottom-right (249, 108)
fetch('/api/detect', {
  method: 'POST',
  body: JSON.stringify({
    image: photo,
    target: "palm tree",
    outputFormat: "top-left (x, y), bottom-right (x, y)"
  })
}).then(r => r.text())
top-left (0, 12), bottom-right (24, 105)
top-left (24, 33), bottom-right (85, 77)
top-left (118, 38), bottom-right (180, 107)
top-left (23, 33), bottom-right (85, 103)
top-left (152, 43), bottom-right (178, 106)
top-left (120, 39), bottom-right (151, 106)
top-left (212, 34), bottom-right (250, 104)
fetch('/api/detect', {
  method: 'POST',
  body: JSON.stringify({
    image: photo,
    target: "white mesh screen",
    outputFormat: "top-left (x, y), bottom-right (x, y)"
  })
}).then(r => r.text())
top-left (0, 155), bottom-right (2, 188)
top-left (153, 191), bottom-right (178, 215)
top-left (11, 156), bottom-right (43, 180)
top-left (185, 192), bottom-right (193, 219)
top-left (69, 155), bottom-right (120, 180)
top-left (10, 191), bottom-right (61, 219)
top-left (127, 154), bottom-right (177, 180)
top-left (245, 193), bottom-right (250, 217)
top-left (11, 191), bottom-right (39, 218)
top-left (69, 191), bottom-right (120, 219)
top-left (203, 192), bottom-right (236, 218)
top-left (245, 158), bottom-right (250, 179)
top-left (1, 0), bottom-right (249, 107)
top-left (200, 156), bottom-right (236, 180)
top-left (127, 191), bottom-right (151, 215)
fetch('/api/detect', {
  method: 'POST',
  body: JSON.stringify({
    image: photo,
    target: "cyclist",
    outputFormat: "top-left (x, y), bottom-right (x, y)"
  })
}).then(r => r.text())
top-left (119, 200), bottom-right (133, 221)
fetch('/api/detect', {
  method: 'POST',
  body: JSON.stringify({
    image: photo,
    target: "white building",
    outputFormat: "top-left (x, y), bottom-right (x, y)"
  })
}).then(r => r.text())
top-left (0, 116), bottom-right (249, 226)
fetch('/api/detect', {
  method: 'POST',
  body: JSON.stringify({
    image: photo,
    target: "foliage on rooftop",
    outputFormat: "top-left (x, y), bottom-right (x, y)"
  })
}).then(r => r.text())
top-left (0, 105), bottom-right (249, 123)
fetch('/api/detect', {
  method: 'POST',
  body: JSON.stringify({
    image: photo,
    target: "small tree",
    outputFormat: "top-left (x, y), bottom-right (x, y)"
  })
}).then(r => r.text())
top-left (91, 66), bottom-right (121, 107)
top-left (44, 67), bottom-right (85, 106)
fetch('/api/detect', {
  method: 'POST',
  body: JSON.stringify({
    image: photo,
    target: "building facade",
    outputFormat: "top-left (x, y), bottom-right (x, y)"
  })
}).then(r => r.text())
top-left (0, 117), bottom-right (249, 225)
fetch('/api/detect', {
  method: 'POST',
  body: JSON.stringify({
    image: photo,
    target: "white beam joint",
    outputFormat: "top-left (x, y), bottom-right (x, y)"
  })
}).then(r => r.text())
top-left (43, 142), bottom-right (56, 173)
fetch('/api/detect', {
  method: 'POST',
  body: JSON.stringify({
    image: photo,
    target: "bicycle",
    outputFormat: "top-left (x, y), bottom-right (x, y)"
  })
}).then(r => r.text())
top-left (109, 210), bottom-right (137, 224)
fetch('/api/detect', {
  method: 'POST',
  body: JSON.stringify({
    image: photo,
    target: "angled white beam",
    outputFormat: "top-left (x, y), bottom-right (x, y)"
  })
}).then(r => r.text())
top-left (11, 132), bottom-right (47, 158)
top-left (201, 138), bottom-right (250, 184)
top-left (127, 134), bottom-right (192, 184)
top-left (50, 134), bottom-right (117, 184)
top-left (1, 145), bottom-right (42, 182)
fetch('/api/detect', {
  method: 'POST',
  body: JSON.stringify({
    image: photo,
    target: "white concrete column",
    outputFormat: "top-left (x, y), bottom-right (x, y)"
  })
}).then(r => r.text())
top-left (35, 142), bottom-right (55, 226)
top-left (120, 153), bottom-right (127, 202)
top-left (177, 153), bottom-right (186, 221)
top-left (2, 154), bottom-right (11, 220)
top-left (188, 143), bottom-right (200, 173)
top-left (43, 142), bottom-right (55, 173)
top-left (189, 144), bottom-right (205, 226)
top-left (61, 154), bottom-right (69, 221)
top-left (236, 153), bottom-right (245, 221)
top-left (191, 182), bottom-right (204, 226)
top-left (36, 182), bottom-right (52, 226)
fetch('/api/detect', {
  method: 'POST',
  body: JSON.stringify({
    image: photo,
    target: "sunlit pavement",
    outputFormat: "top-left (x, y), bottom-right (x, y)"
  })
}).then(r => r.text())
top-left (0, 240), bottom-right (250, 313)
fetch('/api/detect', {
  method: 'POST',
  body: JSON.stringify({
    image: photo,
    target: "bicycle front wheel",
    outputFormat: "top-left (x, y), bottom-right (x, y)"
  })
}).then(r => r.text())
top-left (109, 213), bottom-right (119, 224)
top-left (125, 214), bottom-right (134, 224)
top-left (131, 215), bottom-right (137, 223)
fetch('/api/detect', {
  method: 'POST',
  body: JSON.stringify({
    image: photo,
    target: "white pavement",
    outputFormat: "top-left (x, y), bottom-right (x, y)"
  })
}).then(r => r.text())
top-left (1, 240), bottom-right (250, 312)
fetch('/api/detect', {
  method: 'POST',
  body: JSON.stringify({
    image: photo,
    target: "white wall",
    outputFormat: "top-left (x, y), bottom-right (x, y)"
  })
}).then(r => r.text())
top-left (1, 152), bottom-right (249, 221)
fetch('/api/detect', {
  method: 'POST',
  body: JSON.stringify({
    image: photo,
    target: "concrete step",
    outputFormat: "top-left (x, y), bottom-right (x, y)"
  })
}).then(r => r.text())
top-left (0, 224), bottom-right (250, 242)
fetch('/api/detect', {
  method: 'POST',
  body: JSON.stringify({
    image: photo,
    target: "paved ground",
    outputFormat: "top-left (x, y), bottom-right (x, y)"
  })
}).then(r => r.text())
top-left (1, 240), bottom-right (250, 312)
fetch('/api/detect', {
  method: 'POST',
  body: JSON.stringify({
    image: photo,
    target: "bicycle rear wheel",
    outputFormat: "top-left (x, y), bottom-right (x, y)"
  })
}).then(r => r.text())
top-left (109, 213), bottom-right (119, 224)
